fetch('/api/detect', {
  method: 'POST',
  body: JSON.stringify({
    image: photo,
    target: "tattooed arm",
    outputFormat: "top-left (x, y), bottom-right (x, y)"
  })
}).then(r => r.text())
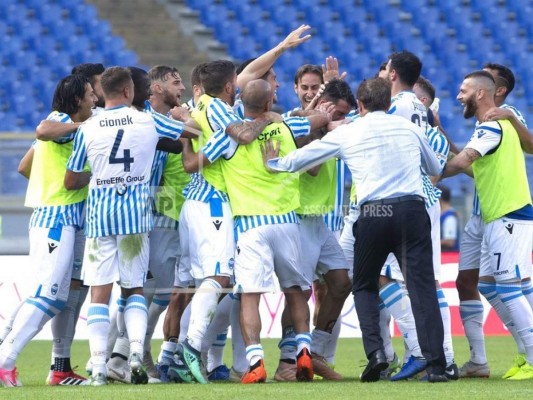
top-left (441, 148), bottom-right (480, 178)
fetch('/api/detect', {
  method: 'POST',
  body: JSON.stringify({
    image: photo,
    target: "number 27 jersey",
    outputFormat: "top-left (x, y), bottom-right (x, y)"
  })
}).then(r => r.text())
top-left (67, 105), bottom-right (179, 237)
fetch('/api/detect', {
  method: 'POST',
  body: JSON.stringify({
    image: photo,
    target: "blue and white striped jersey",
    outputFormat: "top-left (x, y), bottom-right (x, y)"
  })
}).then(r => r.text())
top-left (323, 158), bottom-right (346, 232)
top-left (388, 91), bottom-right (448, 208)
top-left (67, 105), bottom-right (181, 237)
top-left (471, 103), bottom-right (528, 216)
top-left (29, 111), bottom-right (85, 229)
top-left (183, 98), bottom-right (242, 203)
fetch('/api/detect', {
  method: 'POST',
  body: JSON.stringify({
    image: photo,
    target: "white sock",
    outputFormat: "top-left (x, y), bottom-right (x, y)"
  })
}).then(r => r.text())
top-left (0, 300), bottom-right (24, 344)
top-left (522, 280), bottom-right (533, 310)
top-left (230, 295), bottom-right (248, 374)
top-left (295, 332), bottom-right (312, 354)
top-left (51, 288), bottom-right (81, 359)
top-left (186, 279), bottom-right (222, 351)
top-left (437, 288), bottom-right (455, 365)
top-left (278, 327), bottom-right (296, 361)
top-left (124, 294), bottom-right (148, 356)
top-left (479, 281), bottom-right (525, 354)
top-left (110, 297), bottom-right (129, 359)
top-left (459, 300), bottom-right (486, 364)
top-left (379, 303), bottom-right (395, 362)
top-left (202, 294), bottom-right (232, 354)
top-left (496, 282), bottom-right (533, 364)
top-left (87, 303), bottom-right (110, 377)
top-left (144, 293), bottom-right (170, 353)
top-left (311, 329), bottom-right (330, 358)
top-left (379, 282), bottom-right (422, 358)
top-left (324, 317), bottom-right (342, 364)
top-left (107, 297), bottom-right (124, 358)
top-left (245, 344), bottom-right (264, 366)
top-left (158, 341), bottom-right (177, 366)
top-left (0, 297), bottom-right (59, 369)
top-left (207, 328), bottom-right (228, 372)
top-left (178, 302), bottom-right (191, 343)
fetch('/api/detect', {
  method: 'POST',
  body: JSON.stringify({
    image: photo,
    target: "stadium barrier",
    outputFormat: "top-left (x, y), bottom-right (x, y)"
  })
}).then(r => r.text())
top-left (0, 252), bottom-right (510, 340)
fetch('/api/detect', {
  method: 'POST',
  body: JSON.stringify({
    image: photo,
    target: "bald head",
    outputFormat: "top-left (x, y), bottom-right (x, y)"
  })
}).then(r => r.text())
top-left (241, 79), bottom-right (272, 114)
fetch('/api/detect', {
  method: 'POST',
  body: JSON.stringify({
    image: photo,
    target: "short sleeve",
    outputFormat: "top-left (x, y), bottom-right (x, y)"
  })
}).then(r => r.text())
top-left (464, 121), bottom-right (502, 156)
top-left (66, 128), bottom-right (87, 172)
top-left (207, 99), bottom-right (242, 133)
top-left (284, 117), bottom-right (311, 138)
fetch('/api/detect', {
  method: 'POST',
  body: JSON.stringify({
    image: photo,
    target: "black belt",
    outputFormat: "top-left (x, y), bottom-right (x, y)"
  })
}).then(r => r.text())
top-left (362, 195), bottom-right (424, 206)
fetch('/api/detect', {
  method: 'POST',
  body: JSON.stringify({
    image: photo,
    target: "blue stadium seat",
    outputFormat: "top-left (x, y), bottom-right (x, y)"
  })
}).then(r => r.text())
top-left (0, 112), bottom-right (19, 131)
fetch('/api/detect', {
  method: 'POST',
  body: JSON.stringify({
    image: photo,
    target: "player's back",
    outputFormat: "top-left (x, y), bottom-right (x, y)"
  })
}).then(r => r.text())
top-left (83, 105), bottom-right (159, 189)
top-left (389, 91), bottom-right (428, 133)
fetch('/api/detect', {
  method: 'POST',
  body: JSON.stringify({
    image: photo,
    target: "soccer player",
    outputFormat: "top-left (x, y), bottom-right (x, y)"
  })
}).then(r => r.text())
top-left (64, 66), bottom-right (183, 386)
top-left (444, 70), bottom-right (533, 381)
top-left (200, 79), bottom-right (323, 383)
top-left (380, 51), bottom-right (455, 381)
top-left (284, 79), bottom-right (354, 382)
top-left (72, 63), bottom-right (106, 109)
top-left (455, 63), bottom-right (531, 379)
top-left (177, 60), bottom-right (282, 384)
top-left (0, 74), bottom-right (96, 387)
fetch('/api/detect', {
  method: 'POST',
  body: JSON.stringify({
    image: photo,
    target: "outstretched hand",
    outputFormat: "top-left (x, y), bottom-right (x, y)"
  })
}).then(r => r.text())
top-left (281, 24), bottom-right (312, 50)
top-left (322, 56), bottom-right (347, 82)
top-left (261, 139), bottom-right (281, 172)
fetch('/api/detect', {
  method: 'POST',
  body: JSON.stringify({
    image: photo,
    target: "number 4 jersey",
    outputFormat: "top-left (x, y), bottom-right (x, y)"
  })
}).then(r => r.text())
top-left (67, 105), bottom-right (180, 237)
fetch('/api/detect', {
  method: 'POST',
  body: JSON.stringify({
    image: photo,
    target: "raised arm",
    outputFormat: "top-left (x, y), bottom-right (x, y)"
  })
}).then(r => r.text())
top-left (236, 25), bottom-right (311, 89)
top-left (226, 112), bottom-right (283, 144)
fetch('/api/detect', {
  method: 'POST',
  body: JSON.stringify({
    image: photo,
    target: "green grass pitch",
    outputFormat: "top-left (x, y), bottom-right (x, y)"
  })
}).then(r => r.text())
top-left (6, 337), bottom-right (532, 399)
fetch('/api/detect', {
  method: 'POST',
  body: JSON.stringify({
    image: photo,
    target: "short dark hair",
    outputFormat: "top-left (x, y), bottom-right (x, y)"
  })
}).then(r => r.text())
top-left (319, 79), bottom-right (357, 109)
top-left (128, 66), bottom-right (149, 109)
top-left (71, 63), bottom-right (105, 88)
top-left (191, 63), bottom-right (207, 87)
top-left (294, 64), bottom-right (323, 85)
top-left (148, 65), bottom-right (180, 83)
top-left (483, 62), bottom-right (515, 97)
top-left (199, 60), bottom-right (236, 96)
top-left (101, 66), bottom-right (132, 98)
top-left (389, 50), bottom-right (422, 87)
top-left (415, 76), bottom-right (436, 102)
top-left (438, 185), bottom-right (451, 202)
top-left (464, 70), bottom-right (496, 84)
top-left (52, 74), bottom-right (90, 115)
top-left (356, 78), bottom-right (391, 112)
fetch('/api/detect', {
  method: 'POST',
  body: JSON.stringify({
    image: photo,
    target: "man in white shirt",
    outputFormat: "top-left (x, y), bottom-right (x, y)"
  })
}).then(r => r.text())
top-left (267, 77), bottom-right (448, 383)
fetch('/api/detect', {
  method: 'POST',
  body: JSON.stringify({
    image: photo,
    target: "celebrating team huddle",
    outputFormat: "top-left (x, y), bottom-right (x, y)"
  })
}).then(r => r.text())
top-left (0, 24), bottom-right (532, 388)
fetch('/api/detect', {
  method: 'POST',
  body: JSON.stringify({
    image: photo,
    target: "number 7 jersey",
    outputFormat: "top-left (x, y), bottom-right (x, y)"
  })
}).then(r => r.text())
top-left (67, 105), bottom-right (180, 237)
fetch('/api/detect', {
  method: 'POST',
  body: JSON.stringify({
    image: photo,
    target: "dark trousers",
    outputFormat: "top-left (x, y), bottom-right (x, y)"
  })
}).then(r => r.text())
top-left (352, 199), bottom-right (446, 373)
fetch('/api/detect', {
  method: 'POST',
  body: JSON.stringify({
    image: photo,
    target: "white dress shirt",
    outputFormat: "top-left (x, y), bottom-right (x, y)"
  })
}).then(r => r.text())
top-left (268, 111), bottom-right (441, 207)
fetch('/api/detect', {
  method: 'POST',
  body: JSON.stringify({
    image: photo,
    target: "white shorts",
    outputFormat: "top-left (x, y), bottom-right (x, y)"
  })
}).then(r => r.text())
top-left (379, 201), bottom-right (442, 281)
top-left (458, 214), bottom-right (484, 271)
top-left (174, 247), bottom-right (194, 288)
top-left (339, 207), bottom-right (359, 280)
top-left (479, 218), bottom-right (533, 281)
top-left (72, 229), bottom-right (86, 281)
top-left (82, 233), bottom-right (149, 288)
top-left (299, 216), bottom-right (348, 284)
top-left (149, 227), bottom-right (179, 294)
top-left (29, 224), bottom-right (76, 302)
top-left (234, 223), bottom-right (310, 293)
top-left (179, 199), bottom-right (234, 280)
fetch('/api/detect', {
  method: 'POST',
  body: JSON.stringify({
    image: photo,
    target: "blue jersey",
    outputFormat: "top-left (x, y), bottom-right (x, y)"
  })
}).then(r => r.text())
top-left (67, 106), bottom-right (181, 237)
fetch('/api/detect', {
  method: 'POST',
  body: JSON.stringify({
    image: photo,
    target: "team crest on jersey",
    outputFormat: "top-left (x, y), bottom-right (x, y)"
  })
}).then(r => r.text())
top-left (477, 130), bottom-right (486, 138)
top-left (213, 220), bottom-right (222, 230)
